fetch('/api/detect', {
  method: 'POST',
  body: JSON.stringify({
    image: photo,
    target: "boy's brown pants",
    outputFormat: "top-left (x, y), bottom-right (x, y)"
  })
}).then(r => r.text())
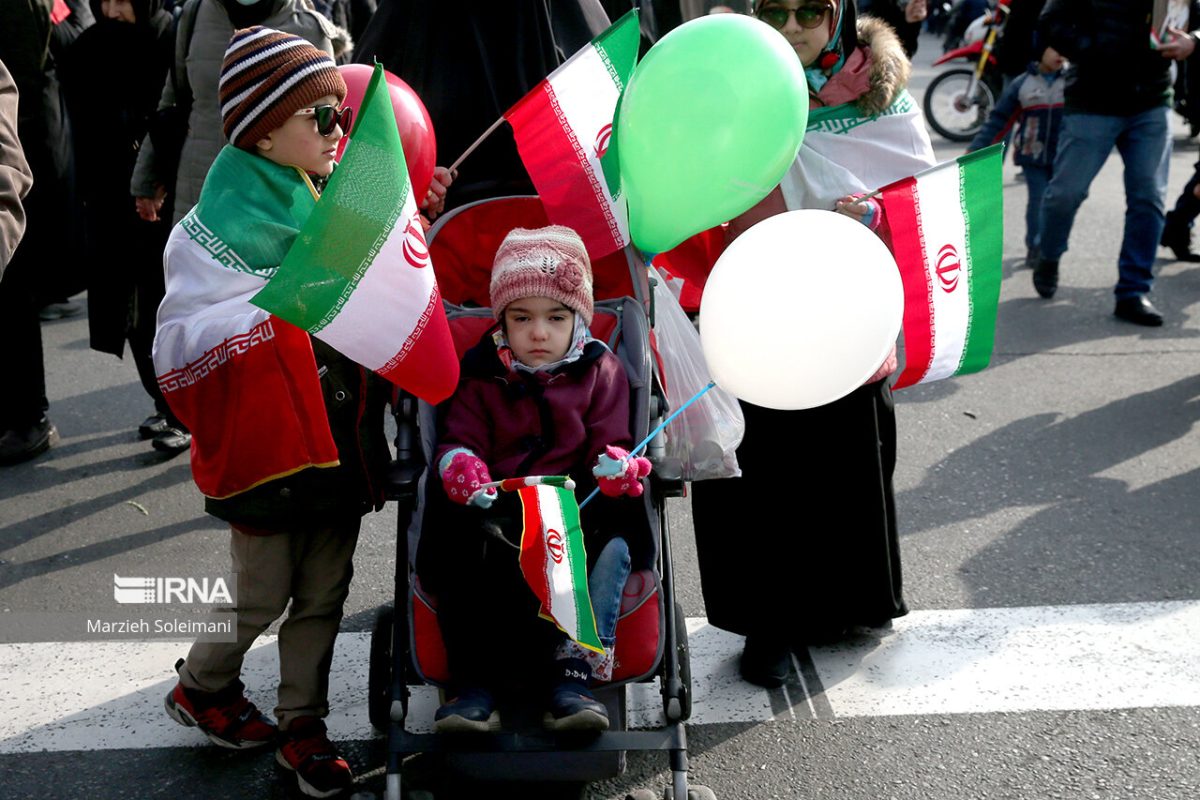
top-left (179, 521), bottom-right (359, 731)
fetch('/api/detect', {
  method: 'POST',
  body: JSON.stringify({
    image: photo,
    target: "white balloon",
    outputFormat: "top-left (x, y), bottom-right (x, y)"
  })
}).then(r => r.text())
top-left (699, 209), bottom-right (904, 410)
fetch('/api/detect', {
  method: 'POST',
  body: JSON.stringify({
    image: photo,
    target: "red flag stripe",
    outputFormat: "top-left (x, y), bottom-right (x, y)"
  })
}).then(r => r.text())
top-left (505, 84), bottom-right (623, 257)
top-left (883, 178), bottom-right (935, 390)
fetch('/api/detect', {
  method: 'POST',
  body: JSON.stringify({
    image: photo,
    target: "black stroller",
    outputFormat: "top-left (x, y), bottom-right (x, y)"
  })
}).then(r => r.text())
top-left (367, 196), bottom-right (713, 800)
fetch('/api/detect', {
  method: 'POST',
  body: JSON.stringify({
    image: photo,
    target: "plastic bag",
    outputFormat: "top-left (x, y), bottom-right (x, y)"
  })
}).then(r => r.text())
top-left (651, 268), bottom-right (744, 480)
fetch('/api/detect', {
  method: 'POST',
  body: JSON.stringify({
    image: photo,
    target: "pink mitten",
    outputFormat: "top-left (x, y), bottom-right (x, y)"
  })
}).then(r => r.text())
top-left (592, 445), bottom-right (653, 498)
top-left (439, 448), bottom-right (497, 508)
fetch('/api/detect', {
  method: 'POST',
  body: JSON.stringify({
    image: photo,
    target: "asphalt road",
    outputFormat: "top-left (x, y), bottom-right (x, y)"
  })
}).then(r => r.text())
top-left (1, 30), bottom-right (1198, 800)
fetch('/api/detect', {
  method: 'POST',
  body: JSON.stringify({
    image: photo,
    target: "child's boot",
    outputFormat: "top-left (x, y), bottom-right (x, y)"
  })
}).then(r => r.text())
top-left (434, 686), bottom-right (499, 733)
top-left (276, 716), bottom-right (355, 798)
top-left (163, 660), bottom-right (276, 749)
top-left (545, 658), bottom-right (609, 732)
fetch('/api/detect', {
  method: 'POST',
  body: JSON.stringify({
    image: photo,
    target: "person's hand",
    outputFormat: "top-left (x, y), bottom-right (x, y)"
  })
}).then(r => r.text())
top-left (135, 184), bottom-right (167, 222)
top-left (906, 0), bottom-right (928, 24)
top-left (834, 193), bottom-right (881, 229)
top-left (1159, 27), bottom-right (1197, 61)
top-left (864, 343), bottom-right (899, 384)
top-left (440, 449), bottom-right (497, 508)
top-left (420, 166), bottom-right (456, 220)
top-left (593, 445), bottom-right (652, 498)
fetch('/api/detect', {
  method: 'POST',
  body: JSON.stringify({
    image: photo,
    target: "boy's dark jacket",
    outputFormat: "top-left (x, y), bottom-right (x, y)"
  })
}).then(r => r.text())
top-left (1039, 0), bottom-right (1200, 115)
top-left (205, 338), bottom-right (392, 530)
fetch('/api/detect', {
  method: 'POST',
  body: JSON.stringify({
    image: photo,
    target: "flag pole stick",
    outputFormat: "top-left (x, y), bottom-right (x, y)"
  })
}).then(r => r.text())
top-left (578, 381), bottom-right (718, 510)
top-left (838, 142), bottom-right (1005, 210)
top-left (448, 116), bottom-right (505, 173)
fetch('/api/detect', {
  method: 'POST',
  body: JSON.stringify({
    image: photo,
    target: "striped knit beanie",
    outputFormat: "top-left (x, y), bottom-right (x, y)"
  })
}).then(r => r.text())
top-left (491, 226), bottom-right (594, 325)
top-left (218, 27), bottom-right (346, 150)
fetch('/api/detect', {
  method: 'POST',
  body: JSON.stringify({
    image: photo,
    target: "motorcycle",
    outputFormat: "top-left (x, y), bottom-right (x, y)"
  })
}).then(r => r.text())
top-left (922, 0), bottom-right (1009, 142)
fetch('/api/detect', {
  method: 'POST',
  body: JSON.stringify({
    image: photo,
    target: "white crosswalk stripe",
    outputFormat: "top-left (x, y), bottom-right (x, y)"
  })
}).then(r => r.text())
top-left (3, 600), bottom-right (1198, 753)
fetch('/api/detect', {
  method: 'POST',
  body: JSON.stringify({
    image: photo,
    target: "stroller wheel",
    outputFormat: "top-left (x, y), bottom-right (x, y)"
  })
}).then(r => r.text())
top-left (662, 788), bottom-right (717, 800)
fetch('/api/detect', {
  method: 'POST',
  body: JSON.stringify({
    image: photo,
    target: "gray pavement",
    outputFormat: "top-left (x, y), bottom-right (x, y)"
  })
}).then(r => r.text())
top-left (2, 31), bottom-right (1199, 800)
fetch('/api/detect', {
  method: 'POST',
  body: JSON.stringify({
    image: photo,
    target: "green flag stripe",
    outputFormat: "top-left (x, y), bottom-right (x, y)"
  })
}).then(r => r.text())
top-left (555, 487), bottom-right (603, 652)
top-left (597, 11), bottom-right (639, 203)
top-left (251, 65), bottom-right (410, 331)
top-left (957, 144), bottom-right (1003, 376)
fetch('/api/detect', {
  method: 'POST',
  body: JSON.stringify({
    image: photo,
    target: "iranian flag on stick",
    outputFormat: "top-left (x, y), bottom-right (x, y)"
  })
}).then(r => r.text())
top-left (252, 64), bottom-right (459, 404)
top-left (879, 144), bottom-right (1004, 390)
top-left (517, 484), bottom-right (604, 653)
top-left (503, 10), bottom-right (639, 259)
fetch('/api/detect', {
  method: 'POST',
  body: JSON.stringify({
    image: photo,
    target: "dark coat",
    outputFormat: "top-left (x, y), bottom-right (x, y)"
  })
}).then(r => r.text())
top-left (353, 0), bottom-right (610, 209)
top-left (62, 1), bottom-right (174, 356)
top-left (1039, 0), bottom-right (1200, 115)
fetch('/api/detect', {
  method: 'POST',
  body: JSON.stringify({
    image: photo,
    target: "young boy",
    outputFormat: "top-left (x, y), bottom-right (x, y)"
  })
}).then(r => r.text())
top-left (417, 226), bottom-right (652, 734)
top-left (154, 27), bottom-right (389, 798)
top-left (968, 45), bottom-right (1067, 274)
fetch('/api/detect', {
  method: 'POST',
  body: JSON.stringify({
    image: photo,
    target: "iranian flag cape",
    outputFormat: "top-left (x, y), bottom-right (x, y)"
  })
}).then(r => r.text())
top-left (153, 147), bottom-right (338, 500)
top-left (879, 145), bottom-right (1004, 389)
top-left (252, 65), bottom-right (458, 404)
top-left (780, 90), bottom-right (937, 213)
top-left (518, 484), bottom-right (603, 653)
top-left (503, 10), bottom-right (639, 259)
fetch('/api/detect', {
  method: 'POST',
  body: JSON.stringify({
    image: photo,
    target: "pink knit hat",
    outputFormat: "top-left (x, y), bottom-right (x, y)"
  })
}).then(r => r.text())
top-left (490, 226), bottom-right (594, 324)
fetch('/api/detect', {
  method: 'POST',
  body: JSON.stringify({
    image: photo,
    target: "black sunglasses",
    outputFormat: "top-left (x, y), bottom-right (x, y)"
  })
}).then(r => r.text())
top-left (295, 104), bottom-right (353, 137)
top-left (757, 2), bottom-right (833, 30)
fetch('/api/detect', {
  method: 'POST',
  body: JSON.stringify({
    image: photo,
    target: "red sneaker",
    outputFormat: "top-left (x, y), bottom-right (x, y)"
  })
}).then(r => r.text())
top-left (275, 716), bottom-right (354, 798)
top-left (164, 679), bottom-right (276, 749)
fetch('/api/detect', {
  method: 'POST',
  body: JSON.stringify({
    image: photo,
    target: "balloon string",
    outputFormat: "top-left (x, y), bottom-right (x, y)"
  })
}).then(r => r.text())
top-left (449, 116), bottom-right (505, 173)
top-left (578, 381), bottom-right (717, 510)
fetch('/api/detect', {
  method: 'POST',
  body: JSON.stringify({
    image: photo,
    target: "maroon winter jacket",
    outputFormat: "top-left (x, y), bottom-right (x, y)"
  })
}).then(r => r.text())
top-left (436, 331), bottom-right (634, 483)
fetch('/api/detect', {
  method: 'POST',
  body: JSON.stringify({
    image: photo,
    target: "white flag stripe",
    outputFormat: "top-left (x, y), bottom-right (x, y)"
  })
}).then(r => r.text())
top-left (535, 485), bottom-right (581, 637)
top-left (315, 201), bottom-right (435, 371)
top-left (152, 234), bottom-right (270, 373)
top-left (545, 47), bottom-right (629, 242)
top-left (915, 165), bottom-right (971, 382)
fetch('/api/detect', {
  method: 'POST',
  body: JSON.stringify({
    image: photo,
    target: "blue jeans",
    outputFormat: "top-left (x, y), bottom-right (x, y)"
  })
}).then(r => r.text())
top-left (589, 537), bottom-right (631, 647)
top-left (1037, 106), bottom-right (1171, 298)
top-left (1023, 163), bottom-right (1052, 254)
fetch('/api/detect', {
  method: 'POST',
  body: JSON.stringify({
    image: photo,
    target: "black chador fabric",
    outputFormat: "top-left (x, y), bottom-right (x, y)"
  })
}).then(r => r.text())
top-left (690, 381), bottom-right (907, 639)
top-left (353, 0), bottom-right (610, 209)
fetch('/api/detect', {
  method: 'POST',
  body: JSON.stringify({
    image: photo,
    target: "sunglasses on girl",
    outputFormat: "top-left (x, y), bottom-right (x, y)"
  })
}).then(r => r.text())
top-left (294, 104), bottom-right (353, 137)
top-left (757, 2), bottom-right (833, 30)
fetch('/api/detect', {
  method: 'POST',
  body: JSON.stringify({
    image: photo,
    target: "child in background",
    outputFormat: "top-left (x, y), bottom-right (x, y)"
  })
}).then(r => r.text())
top-left (968, 45), bottom-right (1067, 272)
top-left (417, 225), bottom-right (652, 734)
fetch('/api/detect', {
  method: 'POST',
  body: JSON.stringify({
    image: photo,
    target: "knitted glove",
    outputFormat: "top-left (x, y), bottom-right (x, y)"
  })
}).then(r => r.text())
top-left (592, 445), bottom-right (652, 498)
top-left (439, 448), bottom-right (497, 509)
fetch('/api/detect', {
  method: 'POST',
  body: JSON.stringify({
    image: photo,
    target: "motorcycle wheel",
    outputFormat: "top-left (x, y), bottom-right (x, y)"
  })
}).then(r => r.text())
top-left (923, 67), bottom-right (997, 143)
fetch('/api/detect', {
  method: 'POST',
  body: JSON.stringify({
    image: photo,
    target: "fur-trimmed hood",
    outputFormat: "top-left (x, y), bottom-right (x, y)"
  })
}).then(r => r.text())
top-left (852, 15), bottom-right (911, 117)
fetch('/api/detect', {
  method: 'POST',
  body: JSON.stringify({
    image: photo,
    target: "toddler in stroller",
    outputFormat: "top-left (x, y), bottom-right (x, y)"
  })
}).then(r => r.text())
top-left (417, 224), bottom-right (655, 735)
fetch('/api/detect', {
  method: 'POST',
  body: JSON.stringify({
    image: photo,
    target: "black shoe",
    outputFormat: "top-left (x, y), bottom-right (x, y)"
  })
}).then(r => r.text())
top-left (152, 427), bottom-right (192, 454)
top-left (1114, 295), bottom-right (1164, 327)
top-left (1023, 246), bottom-right (1040, 270)
top-left (1159, 216), bottom-right (1200, 262)
top-left (544, 659), bottom-right (609, 732)
top-left (739, 635), bottom-right (791, 689)
top-left (1032, 258), bottom-right (1059, 299)
top-left (434, 687), bottom-right (499, 734)
top-left (0, 418), bottom-right (58, 465)
top-left (138, 413), bottom-right (169, 439)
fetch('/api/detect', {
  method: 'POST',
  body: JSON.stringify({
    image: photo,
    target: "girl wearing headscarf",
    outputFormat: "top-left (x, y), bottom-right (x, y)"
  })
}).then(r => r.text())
top-left (690, 0), bottom-right (936, 688)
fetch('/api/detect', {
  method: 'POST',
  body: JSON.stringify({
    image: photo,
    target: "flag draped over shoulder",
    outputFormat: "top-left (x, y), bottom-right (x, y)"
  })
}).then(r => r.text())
top-left (517, 484), bottom-right (603, 653)
top-left (503, 10), bottom-right (639, 259)
top-left (153, 147), bottom-right (339, 500)
top-left (252, 64), bottom-right (459, 404)
top-left (781, 90), bottom-right (937, 213)
top-left (879, 144), bottom-right (1004, 389)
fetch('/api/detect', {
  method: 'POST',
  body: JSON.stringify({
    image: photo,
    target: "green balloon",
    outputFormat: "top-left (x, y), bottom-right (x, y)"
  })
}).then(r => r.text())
top-left (617, 15), bottom-right (809, 253)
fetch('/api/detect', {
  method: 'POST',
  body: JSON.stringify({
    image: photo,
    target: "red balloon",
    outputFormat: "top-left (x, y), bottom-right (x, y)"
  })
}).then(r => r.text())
top-left (337, 64), bottom-right (437, 201)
